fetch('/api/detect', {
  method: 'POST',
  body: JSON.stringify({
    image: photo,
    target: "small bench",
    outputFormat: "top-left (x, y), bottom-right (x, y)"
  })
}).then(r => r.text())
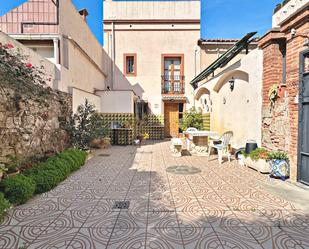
top-left (170, 138), bottom-right (183, 157)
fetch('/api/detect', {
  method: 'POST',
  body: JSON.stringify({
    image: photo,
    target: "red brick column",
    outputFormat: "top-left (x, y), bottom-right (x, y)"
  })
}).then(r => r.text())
top-left (258, 9), bottom-right (309, 181)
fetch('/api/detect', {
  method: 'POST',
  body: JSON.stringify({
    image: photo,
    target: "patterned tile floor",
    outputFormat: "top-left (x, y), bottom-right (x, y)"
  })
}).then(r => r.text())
top-left (1, 140), bottom-right (309, 249)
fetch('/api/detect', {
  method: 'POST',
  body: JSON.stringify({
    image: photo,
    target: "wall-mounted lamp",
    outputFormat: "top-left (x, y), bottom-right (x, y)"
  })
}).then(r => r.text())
top-left (229, 77), bottom-right (235, 91)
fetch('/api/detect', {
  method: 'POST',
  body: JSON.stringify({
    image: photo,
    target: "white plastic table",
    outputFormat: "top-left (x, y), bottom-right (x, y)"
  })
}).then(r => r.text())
top-left (183, 130), bottom-right (219, 155)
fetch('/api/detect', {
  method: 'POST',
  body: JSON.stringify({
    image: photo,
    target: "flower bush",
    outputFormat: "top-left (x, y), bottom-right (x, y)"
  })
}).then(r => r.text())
top-left (0, 42), bottom-right (46, 87)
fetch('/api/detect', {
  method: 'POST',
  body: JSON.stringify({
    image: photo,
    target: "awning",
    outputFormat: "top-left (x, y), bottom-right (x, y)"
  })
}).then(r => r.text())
top-left (190, 32), bottom-right (257, 89)
top-left (162, 95), bottom-right (187, 103)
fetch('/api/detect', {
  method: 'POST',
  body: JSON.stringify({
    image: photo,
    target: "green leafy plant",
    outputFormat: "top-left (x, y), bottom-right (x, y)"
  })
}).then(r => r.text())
top-left (268, 84), bottom-right (279, 108)
top-left (0, 164), bottom-right (8, 176)
top-left (23, 149), bottom-right (86, 194)
top-left (5, 155), bottom-right (22, 174)
top-left (248, 148), bottom-right (269, 161)
top-left (0, 193), bottom-right (11, 221)
top-left (64, 100), bottom-right (108, 150)
top-left (180, 107), bottom-right (204, 131)
top-left (0, 175), bottom-right (35, 204)
top-left (268, 151), bottom-right (289, 161)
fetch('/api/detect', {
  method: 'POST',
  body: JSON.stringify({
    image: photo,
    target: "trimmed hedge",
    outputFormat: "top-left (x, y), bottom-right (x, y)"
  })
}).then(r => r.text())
top-left (1, 149), bottom-right (87, 205)
top-left (23, 148), bottom-right (87, 194)
top-left (0, 175), bottom-right (35, 204)
top-left (0, 193), bottom-right (10, 221)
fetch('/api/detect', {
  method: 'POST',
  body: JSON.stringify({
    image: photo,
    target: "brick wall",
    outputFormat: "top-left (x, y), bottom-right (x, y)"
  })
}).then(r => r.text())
top-left (259, 6), bottom-right (309, 181)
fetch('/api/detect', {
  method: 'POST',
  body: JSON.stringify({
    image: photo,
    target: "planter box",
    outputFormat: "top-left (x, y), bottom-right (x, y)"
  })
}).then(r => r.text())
top-left (244, 158), bottom-right (271, 173)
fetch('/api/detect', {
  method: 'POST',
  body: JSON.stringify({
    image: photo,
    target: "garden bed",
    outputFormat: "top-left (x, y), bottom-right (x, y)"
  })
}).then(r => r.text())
top-left (0, 148), bottom-right (87, 221)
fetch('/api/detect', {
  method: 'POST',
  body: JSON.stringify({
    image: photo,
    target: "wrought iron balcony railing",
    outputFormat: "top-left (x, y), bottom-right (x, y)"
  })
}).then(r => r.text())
top-left (161, 75), bottom-right (185, 94)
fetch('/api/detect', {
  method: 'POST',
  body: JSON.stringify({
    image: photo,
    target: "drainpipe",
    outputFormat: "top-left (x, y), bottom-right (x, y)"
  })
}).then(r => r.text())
top-left (53, 37), bottom-right (59, 64)
top-left (111, 21), bottom-right (115, 91)
top-left (193, 45), bottom-right (199, 108)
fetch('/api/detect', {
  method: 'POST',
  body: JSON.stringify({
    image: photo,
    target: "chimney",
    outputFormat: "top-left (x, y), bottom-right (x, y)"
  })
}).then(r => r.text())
top-left (79, 8), bottom-right (89, 23)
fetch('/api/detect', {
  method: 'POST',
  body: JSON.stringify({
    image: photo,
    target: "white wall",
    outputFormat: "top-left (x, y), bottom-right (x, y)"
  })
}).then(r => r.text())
top-left (195, 49), bottom-right (263, 149)
top-left (31, 46), bottom-right (55, 64)
top-left (272, 0), bottom-right (308, 28)
top-left (98, 91), bottom-right (135, 113)
top-left (71, 87), bottom-right (101, 113)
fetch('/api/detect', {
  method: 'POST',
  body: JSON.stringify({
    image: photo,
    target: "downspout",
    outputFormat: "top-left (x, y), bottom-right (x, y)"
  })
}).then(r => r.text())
top-left (193, 45), bottom-right (199, 107)
top-left (53, 37), bottom-right (60, 64)
top-left (111, 21), bottom-right (115, 90)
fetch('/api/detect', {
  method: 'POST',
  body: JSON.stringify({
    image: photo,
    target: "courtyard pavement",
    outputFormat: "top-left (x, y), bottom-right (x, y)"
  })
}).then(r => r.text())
top-left (1, 140), bottom-right (309, 249)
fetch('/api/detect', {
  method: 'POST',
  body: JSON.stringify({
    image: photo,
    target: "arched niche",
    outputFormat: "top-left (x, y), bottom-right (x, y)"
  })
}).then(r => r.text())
top-left (213, 69), bottom-right (249, 93)
top-left (195, 86), bottom-right (210, 100)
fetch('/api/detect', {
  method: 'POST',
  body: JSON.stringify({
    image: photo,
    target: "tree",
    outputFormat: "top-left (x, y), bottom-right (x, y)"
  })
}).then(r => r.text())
top-left (65, 100), bottom-right (107, 150)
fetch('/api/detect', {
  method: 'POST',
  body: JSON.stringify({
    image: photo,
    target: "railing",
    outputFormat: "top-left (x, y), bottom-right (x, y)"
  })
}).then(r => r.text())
top-left (161, 75), bottom-right (185, 94)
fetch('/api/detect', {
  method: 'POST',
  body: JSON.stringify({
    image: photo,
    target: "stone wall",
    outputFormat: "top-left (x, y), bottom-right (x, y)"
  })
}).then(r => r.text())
top-left (0, 75), bottom-right (72, 164)
top-left (262, 99), bottom-right (290, 152)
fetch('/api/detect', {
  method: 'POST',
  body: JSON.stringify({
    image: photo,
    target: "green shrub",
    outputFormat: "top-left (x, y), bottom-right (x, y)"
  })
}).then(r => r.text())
top-left (1, 148), bottom-right (86, 203)
top-left (1, 175), bottom-right (35, 204)
top-left (268, 151), bottom-right (289, 161)
top-left (248, 148), bottom-right (269, 161)
top-left (29, 170), bottom-right (62, 194)
top-left (180, 107), bottom-right (204, 132)
top-left (23, 148), bottom-right (86, 194)
top-left (0, 193), bottom-right (11, 221)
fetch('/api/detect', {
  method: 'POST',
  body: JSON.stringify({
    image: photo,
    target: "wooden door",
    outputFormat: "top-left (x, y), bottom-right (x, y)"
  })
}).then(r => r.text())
top-left (164, 103), bottom-right (179, 138)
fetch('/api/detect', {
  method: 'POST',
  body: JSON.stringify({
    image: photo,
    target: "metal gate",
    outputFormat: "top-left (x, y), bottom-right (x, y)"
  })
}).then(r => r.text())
top-left (298, 49), bottom-right (309, 185)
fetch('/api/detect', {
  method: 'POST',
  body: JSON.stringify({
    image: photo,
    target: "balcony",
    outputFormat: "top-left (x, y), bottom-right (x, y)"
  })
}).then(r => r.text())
top-left (161, 75), bottom-right (185, 94)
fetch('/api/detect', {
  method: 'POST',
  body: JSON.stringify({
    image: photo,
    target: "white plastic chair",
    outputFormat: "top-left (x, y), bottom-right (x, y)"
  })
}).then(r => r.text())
top-left (208, 131), bottom-right (233, 164)
top-left (186, 127), bottom-right (198, 132)
top-left (185, 127), bottom-right (198, 150)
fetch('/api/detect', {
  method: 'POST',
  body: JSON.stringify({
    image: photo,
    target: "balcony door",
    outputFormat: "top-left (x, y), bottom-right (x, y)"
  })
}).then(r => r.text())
top-left (162, 54), bottom-right (184, 94)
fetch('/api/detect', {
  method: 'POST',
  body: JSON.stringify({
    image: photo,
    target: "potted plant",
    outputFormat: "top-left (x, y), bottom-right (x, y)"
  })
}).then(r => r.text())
top-left (243, 148), bottom-right (271, 173)
top-left (143, 133), bottom-right (150, 140)
top-left (268, 84), bottom-right (279, 108)
top-left (102, 137), bottom-right (111, 147)
top-left (268, 151), bottom-right (289, 180)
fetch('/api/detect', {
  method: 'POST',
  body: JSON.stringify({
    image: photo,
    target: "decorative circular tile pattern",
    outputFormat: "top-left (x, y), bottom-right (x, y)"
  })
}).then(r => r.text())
top-left (166, 165), bottom-right (201, 175)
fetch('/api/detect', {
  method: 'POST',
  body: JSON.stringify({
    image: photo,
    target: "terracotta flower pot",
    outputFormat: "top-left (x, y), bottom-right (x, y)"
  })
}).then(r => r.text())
top-left (90, 138), bottom-right (102, 149)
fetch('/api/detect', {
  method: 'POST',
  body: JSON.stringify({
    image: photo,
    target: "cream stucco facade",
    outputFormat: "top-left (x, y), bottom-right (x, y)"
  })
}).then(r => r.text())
top-left (195, 49), bottom-right (263, 149)
top-left (103, 0), bottom-right (201, 115)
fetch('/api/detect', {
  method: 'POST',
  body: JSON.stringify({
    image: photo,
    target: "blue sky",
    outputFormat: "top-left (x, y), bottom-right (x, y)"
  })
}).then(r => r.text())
top-left (0, 0), bottom-right (279, 44)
